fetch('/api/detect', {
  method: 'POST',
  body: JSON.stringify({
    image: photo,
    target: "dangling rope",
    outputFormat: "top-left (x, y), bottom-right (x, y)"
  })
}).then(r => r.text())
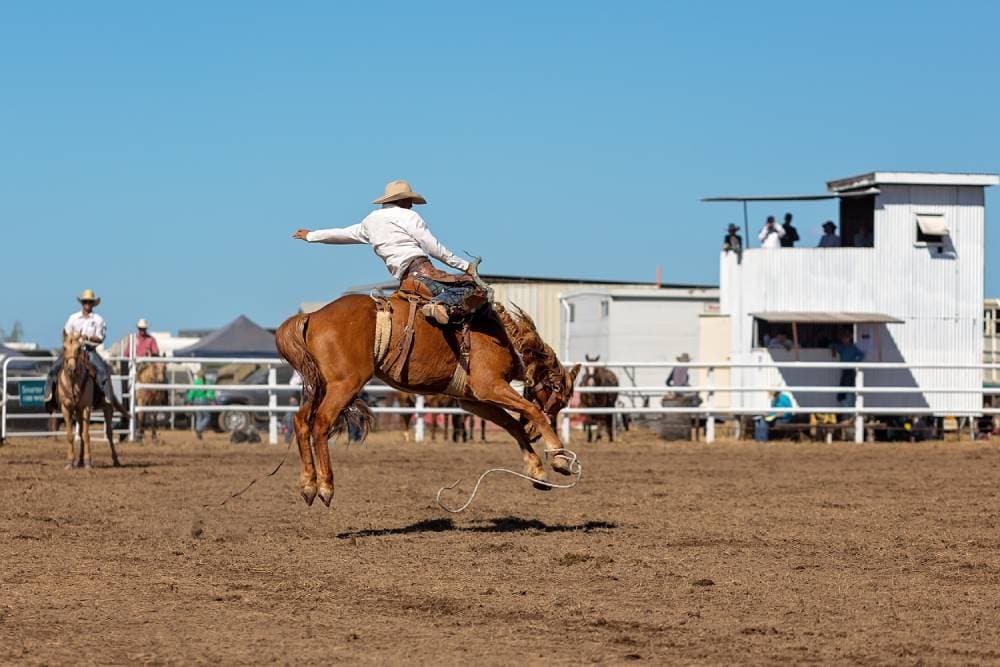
top-left (208, 435), bottom-right (294, 508)
top-left (436, 448), bottom-right (582, 513)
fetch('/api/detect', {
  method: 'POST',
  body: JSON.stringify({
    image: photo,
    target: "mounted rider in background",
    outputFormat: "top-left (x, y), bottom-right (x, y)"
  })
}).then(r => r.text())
top-left (44, 289), bottom-right (128, 415)
top-left (293, 179), bottom-right (487, 325)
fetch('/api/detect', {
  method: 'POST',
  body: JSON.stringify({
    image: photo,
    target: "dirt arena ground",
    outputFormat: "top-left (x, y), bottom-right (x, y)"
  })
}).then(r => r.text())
top-left (3, 428), bottom-right (1000, 665)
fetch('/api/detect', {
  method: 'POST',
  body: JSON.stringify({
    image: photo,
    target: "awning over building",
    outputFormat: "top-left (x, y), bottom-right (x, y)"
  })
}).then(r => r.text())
top-left (751, 311), bottom-right (903, 324)
top-left (916, 213), bottom-right (948, 236)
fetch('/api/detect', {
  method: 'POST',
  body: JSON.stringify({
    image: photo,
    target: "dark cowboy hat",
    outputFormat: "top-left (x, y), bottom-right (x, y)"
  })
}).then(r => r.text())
top-left (727, 223), bottom-right (740, 232)
top-left (822, 220), bottom-right (836, 230)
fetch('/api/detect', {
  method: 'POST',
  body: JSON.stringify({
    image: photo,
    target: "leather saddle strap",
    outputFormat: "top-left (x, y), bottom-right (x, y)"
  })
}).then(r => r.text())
top-left (382, 297), bottom-right (420, 381)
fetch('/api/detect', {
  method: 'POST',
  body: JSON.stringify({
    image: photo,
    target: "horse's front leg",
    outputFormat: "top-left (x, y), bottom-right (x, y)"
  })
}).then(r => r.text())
top-left (458, 399), bottom-right (548, 488)
top-left (471, 380), bottom-right (574, 476)
top-left (62, 407), bottom-right (77, 469)
top-left (81, 407), bottom-right (93, 469)
top-left (103, 404), bottom-right (122, 467)
top-left (309, 383), bottom-right (361, 507)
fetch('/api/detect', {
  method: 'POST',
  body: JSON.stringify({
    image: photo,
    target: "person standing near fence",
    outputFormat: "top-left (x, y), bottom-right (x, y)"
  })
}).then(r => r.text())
top-left (125, 319), bottom-right (161, 358)
top-left (186, 369), bottom-right (215, 440)
top-left (832, 331), bottom-right (865, 407)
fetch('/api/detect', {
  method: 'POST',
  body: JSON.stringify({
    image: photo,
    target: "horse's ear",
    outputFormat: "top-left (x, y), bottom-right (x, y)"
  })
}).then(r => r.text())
top-left (568, 363), bottom-right (581, 385)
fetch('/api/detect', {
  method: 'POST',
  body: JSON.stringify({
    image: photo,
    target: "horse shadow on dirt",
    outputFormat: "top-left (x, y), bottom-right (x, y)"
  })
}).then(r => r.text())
top-left (336, 516), bottom-right (617, 540)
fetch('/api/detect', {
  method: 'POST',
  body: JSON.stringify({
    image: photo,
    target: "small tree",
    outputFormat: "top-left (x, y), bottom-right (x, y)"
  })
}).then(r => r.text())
top-left (0, 321), bottom-right (24, 343)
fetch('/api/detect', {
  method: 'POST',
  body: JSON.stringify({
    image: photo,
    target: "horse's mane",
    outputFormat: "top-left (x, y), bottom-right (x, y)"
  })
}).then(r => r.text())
top-left (492, 303), bottom-right (563, 387)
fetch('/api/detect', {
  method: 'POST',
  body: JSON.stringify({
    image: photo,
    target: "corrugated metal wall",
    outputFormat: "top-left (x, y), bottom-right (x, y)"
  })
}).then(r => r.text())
top-left (721, 185), bottom-right (985, 413)
top-left (491, 281), bottom-right (659, 353)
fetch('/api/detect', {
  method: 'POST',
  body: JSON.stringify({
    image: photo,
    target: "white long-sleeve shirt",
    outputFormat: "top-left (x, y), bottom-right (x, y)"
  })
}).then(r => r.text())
top-left (758, 223), bottom-right (785, 249)
top-left (305, 206), bottom-right (470, 279)
top-left (64, 311), bottom-right (107, 344)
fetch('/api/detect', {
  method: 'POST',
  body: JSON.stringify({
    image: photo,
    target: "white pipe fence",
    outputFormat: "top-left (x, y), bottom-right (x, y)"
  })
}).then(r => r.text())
top-left (4, 354), bottom-right (1000, 445)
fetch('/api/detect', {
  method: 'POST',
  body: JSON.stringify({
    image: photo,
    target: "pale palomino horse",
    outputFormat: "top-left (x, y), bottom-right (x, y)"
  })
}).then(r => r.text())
top-left (58, 333), bottom-right (121, 468)
top-left (135, 360), bottom-right (167, 443)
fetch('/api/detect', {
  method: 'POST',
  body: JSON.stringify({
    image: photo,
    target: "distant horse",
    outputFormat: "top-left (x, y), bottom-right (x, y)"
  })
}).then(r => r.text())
top-left (579, 354), bottom-right (620, 442)
top-left (277, 291), bottom-right (579, 506)
top-left (58, 333), bottom-right (122, 468)
top-left (135, 360), bottom-right (167, 443)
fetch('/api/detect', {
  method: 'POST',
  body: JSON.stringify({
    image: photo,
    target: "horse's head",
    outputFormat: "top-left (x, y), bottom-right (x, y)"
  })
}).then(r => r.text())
top-left (582, 354), bottom-right (601, 385)
top-left (522, 362), bottom-right (581, 440)
top-left (139, 360), bottom-right (167, 383)
top-left (62, 332), bottom-right (85, 371)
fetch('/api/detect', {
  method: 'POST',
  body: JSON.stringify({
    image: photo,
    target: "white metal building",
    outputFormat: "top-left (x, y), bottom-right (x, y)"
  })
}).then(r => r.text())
top-left (709, 171), bottom-right (999, 413)
top-left (561, 286), bottom-right (720, 387)
top-left (302, 273), bottom-right (664, 351)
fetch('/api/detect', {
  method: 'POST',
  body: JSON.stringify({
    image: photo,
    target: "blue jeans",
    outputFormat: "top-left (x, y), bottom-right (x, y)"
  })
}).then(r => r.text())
top-left (192, 398), bottom-right (213, 433)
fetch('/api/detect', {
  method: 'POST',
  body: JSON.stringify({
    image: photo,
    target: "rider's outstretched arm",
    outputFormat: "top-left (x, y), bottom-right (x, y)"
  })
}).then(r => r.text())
top-left (299, 223), bottom-right (367, 244)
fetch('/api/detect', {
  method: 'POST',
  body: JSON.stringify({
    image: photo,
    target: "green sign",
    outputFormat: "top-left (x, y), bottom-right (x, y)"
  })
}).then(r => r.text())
top-left (19, 380), bottom-right (45, 408)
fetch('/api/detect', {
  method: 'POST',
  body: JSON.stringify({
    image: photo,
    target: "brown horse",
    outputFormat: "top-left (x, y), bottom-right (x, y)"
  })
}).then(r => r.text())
top-left (135, 360), bottom-right (166, 443)
top-left (579, 354), bottom-right (620, 442)
top-left (276, 296), bottom-right (580, 507)
top-left (58, 333), bottom-right (121, 469)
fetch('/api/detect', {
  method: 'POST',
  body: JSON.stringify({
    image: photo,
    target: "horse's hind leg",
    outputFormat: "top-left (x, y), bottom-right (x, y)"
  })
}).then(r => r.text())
top-left (311, 381), bottom-right (364, 507)
top-left (293, 404), bottom-right (317, 505)
top-left (458, 399), bottom-right (548, 488)
top-left (103, 404), bottom-right (122, 467)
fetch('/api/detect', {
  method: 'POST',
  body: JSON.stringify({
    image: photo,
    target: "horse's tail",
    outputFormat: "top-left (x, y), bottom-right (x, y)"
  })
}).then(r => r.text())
top-left (275, 313), bottom-right (324, 422)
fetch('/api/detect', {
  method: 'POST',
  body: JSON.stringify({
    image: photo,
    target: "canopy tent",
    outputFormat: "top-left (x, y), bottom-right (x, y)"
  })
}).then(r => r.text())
top-left (173, 315), bottom-right (277, 358)
top-left (751, 311), bottom-right (903, 324)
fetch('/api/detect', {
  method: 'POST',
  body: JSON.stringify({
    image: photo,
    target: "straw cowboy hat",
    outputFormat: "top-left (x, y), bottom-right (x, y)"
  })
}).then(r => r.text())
top-left (372, 179), bottom-right (427, 205)
top-left (77, 288), bottom-right (101, 306)
top-left (136, 318), bottom-right (149, 330)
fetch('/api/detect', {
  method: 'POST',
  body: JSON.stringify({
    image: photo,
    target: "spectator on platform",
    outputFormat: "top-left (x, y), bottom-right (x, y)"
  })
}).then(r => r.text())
top-left (818, 221), bottom-right (841, 248)
top-left (767, 332), bottom-right (793, 351)
top-left (854, 223), bottom-right (873, 247)
top-left (722, 224), bottom-right (743, 254)
top-left (758, 215), bottom-right (785, 249)
top-left (780, 213), bottom-right (800, 247)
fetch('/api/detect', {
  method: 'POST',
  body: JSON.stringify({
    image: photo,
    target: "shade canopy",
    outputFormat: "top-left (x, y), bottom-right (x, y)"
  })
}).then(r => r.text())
top-left (701, 188), bottom-right (880, 203)
top-left (173, 315), bottom-right (277, 358)
top-left (751, 311), bottom-right (903, 324)
top-left (916, 213), bottom-right (948, 236)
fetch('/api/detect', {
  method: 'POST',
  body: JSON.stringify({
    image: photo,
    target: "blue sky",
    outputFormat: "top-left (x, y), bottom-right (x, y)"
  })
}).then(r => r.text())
top-left (2, 1), bottom-right (998, 347)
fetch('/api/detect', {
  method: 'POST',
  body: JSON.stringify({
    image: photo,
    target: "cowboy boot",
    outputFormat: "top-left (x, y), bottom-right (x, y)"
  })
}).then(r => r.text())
top-left (420, 302), bottom-right (450, 325)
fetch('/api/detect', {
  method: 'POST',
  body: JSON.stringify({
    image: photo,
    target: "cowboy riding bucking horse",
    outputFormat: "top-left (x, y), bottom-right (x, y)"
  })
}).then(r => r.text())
top-left (281, 180), bottom-right (580, 507)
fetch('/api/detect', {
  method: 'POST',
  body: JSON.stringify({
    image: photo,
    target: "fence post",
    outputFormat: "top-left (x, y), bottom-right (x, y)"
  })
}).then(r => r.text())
top-left (705, 366), bottom-right (716, 443)
top-left (854, 366), bottom-right (864, 444)
top-left (1, 357), bottom-right (8, 443)
top-left (415, 395), bottom-right (425, 442)
top-left (128, 336), bottom-right (137, 443)
top-left (560, 412), bottom-right (571, 443)
top-left (267, 366), bottom-right (278, 445)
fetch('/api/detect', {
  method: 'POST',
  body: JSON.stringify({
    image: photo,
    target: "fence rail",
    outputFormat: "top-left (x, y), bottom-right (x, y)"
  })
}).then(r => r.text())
top-left (4, 353), bottom-right (998, 445)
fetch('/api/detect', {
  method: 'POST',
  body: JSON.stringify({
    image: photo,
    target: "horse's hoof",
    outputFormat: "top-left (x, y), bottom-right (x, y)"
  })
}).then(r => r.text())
top-left (112, 459), bottom-right (122, 468)
top-left (318, 485), bottom-right (334, 507)
top-left (550, 455), bottom-right (574, 476)
top-left (64, 461), bottom-right (75, 470)
top-left (83, 461), bottom-right (93, 470)
top-left (301, 486), bottom-right (318, 506)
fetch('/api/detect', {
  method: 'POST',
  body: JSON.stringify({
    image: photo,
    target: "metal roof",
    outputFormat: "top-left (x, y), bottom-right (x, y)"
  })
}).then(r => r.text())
top-left (751, 311), bottom-right (903, 324)
top-left (828, 172), bottom-right (1000, 192)
top-left (701, 188), bottom-right (880, 203)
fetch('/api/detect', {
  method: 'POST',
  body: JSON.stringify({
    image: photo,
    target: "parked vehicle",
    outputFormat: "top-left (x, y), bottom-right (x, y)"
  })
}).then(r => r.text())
top-left (213, 365), bottom-right (296, 432)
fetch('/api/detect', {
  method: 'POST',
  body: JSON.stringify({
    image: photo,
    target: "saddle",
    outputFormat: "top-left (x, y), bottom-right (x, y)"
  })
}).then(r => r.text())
top-left (372, 275), bottom-right (489, 397)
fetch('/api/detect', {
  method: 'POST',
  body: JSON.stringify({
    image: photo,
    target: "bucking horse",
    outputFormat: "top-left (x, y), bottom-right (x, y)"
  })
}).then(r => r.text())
top-left (276, 264), bottom-right (580, 507)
